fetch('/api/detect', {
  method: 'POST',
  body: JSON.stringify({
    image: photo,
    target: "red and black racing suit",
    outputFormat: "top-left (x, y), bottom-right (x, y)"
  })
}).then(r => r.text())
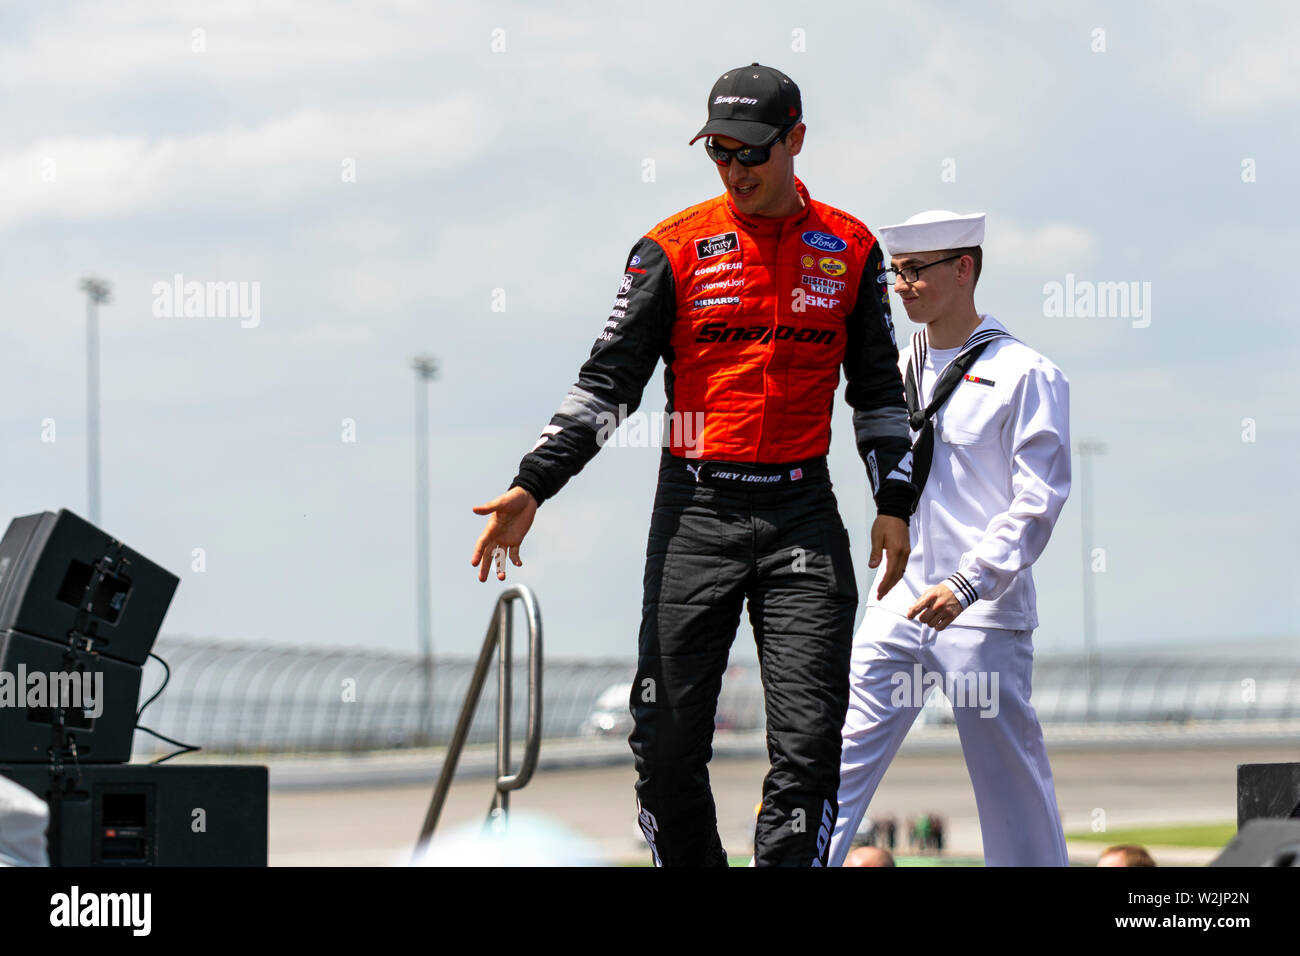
top-left (510, 178), bottom-right (917, 866)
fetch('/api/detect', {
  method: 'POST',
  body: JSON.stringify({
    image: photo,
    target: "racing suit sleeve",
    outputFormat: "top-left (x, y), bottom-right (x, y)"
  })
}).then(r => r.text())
top-left (944, 362), bottom-right (1072, 608)
top-left (843, 241), bottom-right (918, 521)
top-left (509, 238), bottom-right (675, 505)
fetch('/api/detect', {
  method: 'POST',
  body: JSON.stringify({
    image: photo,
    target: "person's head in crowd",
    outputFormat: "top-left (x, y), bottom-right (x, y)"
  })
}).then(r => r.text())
top-left (1097, 844), bottom-right (1156, 867)
top-left (845, 843), bottom-right (896, 867)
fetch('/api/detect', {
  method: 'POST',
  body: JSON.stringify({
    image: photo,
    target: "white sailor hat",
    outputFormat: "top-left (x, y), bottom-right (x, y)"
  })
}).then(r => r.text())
top-left (878, 210), bottom-right (985, 255)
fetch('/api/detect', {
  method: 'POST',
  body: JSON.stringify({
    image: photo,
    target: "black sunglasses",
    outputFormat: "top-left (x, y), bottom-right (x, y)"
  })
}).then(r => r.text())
top-left (704, 121), bottom-right (799, 167)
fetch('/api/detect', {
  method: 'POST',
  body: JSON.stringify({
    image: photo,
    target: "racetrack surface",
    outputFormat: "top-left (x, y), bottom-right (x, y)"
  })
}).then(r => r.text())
top-left (266, 743), bottom-right (1296, 865)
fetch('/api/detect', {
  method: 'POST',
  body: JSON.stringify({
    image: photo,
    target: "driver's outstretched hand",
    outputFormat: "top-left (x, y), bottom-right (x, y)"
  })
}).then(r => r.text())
top-left (471, 486), bottom-right (539, 582)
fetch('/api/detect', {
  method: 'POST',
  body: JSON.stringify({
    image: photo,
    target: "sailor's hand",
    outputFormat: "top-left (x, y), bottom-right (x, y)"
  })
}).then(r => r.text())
top-left (471, 487), bottom-right (538, 582)
top-left (908, 585), bottom-right (963, 631)
top-left (869, 515), bottom-right (910, 599)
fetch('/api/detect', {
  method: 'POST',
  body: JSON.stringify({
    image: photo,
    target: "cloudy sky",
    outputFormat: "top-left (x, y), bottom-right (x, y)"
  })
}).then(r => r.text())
top-left (1, 1), bottom-right (1295, 665)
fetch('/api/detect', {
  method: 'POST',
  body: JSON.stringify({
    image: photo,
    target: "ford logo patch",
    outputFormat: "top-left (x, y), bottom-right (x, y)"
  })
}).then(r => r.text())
top-left (802, 230), bottom-right (847, 253)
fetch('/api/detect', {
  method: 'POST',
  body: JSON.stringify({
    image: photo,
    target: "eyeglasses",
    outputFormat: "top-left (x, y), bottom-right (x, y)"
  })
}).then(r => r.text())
top-left (704, 122), bottom-right (798, 167)
top-left (879, 253), bottom-right (965, 286)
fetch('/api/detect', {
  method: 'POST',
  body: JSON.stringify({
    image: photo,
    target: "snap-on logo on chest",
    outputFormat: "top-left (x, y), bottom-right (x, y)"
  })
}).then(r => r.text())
top-left (695, 321), bottom-right (837, 345)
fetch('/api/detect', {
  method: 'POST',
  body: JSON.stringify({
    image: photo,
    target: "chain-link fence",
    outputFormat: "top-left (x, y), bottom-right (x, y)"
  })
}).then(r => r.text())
top-left (132, 636), bottom-right (633, 757)
top-left (131, 635), bottom-right (1300, 758)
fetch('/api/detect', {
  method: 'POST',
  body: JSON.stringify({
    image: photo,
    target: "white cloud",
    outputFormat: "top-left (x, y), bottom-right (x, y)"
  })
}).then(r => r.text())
top-left (986, 221), bottom-right (1097, 275)
top-left (0, 96), bottom-right (497, 229)
top-left (1142, 16), bottom-right (1300, 118)
top-left (1198, 39), bottom-right (1300, 115)
top-left (0, 0), bottom-right (464, 97)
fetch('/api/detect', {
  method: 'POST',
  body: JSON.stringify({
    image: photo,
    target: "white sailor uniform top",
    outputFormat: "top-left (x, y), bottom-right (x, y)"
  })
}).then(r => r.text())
top-left (870, 314), bottom-right (1072, 630)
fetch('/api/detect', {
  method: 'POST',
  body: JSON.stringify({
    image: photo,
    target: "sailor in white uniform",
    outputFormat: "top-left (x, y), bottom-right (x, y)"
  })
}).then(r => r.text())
top-left (829, 210), bottom-right (1072, 867)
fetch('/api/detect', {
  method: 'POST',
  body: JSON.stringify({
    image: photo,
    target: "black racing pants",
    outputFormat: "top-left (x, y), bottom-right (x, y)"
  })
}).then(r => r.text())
top-left (630, 451), bottom-right (859, 866)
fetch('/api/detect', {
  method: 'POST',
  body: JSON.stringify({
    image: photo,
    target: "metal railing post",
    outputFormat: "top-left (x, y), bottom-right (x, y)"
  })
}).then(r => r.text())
top-left (490, 599), bottom-right (513, 827)
top-left (414, 586), bottom-right (542, 859)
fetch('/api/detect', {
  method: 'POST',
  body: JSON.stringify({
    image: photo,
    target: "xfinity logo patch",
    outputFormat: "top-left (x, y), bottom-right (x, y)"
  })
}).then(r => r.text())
top-left (801, 230), bottom-right (847, 253)
top-left (695, 231), bottom-right (739, 260)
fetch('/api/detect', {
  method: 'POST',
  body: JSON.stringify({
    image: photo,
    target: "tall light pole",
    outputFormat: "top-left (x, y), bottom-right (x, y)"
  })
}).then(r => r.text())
top-left (1076, 439), bottom-right (1106, 722)
top-left (412, 355), bottom-right (439, 745)
top-left (79, 277), bottom-right (111, 525)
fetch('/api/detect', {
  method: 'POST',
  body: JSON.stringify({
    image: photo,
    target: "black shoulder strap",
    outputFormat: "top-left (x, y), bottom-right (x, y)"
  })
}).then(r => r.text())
top-left (904, 361), bottom-right (922, 426)
top-left (908, 332), bottom-right (1006, 497)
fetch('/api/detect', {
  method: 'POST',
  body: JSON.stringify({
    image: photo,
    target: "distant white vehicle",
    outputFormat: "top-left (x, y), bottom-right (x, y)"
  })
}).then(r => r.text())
top-left (581, 682), bottom-right (634, 737)
top-left (582, 673), bottom-right (757, 738)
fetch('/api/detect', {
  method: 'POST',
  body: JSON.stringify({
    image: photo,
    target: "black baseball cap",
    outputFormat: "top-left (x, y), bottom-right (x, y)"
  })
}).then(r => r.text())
top-left (689, 63), bottom-right (803, 146)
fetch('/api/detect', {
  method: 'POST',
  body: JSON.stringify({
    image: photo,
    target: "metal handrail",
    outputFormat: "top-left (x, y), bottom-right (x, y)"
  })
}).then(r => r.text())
top-left (413, 585), bottom-right (543, 858)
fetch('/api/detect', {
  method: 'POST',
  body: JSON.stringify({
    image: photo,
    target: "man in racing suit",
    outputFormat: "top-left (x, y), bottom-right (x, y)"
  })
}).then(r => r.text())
top-left (472, 63), bottom-right (918, 866)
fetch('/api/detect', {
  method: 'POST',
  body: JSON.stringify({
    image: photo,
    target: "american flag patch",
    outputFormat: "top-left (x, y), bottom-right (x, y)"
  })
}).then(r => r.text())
top-left (964, 374), bottom-right (995, 387)
top-left (790, 468), bottom-right (803, 481)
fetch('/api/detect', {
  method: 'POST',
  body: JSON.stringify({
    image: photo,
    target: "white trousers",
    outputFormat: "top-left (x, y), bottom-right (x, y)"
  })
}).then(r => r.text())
top-left (829, 607), bottom-right (1068, 866)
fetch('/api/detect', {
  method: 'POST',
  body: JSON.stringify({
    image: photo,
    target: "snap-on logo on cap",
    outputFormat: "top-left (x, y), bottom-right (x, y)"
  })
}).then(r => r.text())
top-left (802, 230), bottom-right (847, 253)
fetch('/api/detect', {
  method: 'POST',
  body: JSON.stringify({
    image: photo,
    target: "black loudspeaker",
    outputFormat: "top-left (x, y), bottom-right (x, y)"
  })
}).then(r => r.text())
top-left (0, 630), bottom-right (143, 763)
top-left (1210, 819), bottom-right (1300, 867)
top-left (1237, 762), bottom-right (1300, 828)
top-left (0, 764), bottom-right (268, 866)
top-left (0, 509), bottom-right (179, 666)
